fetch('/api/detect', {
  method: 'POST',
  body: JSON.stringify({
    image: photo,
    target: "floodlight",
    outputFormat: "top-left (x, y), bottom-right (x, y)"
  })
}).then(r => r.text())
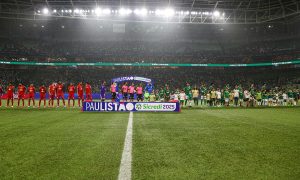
top-left (42, 8), bottom-right (49, 15)
top-left (134, 8), bottom-right (148, 16)
top-left (103, 8), bottom-right (111, 15)
top-left (119, 8), bottom-right (132, 15)
top-left (213, 11), bottom-right (220, 17)
top-left (74, 9), bottom-right (80, 14)
top-left (95, 8), bottom-right (102, 16)
top-left (164, 8), bottom-right (175, 17)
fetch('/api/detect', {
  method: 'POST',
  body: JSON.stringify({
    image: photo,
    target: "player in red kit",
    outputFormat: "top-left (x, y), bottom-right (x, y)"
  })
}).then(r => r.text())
top-left (39, 85), bottom-right (47, 108)
top-left (48, 82), bottom-right (56, 107)
top-left (6, 83), bottom-right (15, 107)
top-left (56, 82), bottom-right (66, 107)
top-left (27, 84), bottom-right (36, 107)
top-left (85, 82), bottom-right (92, 101)
top-left (77, 82), bottom-right (84, 107)
top-left (17, 83), bottom-right (26, 107)
top-left (68, 83), bottom-right (75, 107)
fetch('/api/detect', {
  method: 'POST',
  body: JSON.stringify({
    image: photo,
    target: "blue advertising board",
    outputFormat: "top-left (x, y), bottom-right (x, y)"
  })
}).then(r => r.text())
top-left (82, 102), bottom-right (180, 112)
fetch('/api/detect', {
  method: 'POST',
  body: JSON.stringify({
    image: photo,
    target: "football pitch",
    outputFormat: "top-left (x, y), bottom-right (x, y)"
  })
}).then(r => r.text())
top-left (0, 103), bottom-right (299, 179)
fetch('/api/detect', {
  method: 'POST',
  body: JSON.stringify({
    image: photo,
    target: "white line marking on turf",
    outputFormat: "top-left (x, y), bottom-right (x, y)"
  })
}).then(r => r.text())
top-left (118, 112), bottom-right (133, 180)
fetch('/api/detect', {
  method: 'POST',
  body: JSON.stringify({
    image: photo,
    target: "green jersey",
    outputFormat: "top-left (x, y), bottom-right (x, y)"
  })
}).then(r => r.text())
top-left (159, 90), bottom-right (164, 98)
top-left (200, 87), bottom-right (207, 95)
top-left (288, 92), bottom-right (294, 98)
top-left (164, 89), bottom-right (171, 97)
top-left (250, 89), bottom-right (255, 96)
top-left (188, 91), bottom-right (193, 100)
top-left (184, 86), bottom-right (192, 95)
top-left (262, 92), bottom-right (267, 99)
top-left (239, 91), bottom-right (244, 99)
top-left (224, 90), bottom-right (230, 98)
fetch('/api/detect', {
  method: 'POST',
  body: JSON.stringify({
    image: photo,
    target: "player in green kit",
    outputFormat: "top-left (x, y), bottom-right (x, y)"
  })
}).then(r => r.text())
top-left (200, 84), bottom-right (207, 106)
top-left (239, 88), bottom-right (244, 107)
top-left (184, 83), bottom-right (192, 106)
top-left (164, 86), bottom-right (171, 102)
top-left (262, 90), bottom-right (268, 106)
top-left (159, 88), bottom-right (165, 102)
top-left (287, 90), bottom-right (294, 106)
top-left (224, 88), bottom-right (230, 107)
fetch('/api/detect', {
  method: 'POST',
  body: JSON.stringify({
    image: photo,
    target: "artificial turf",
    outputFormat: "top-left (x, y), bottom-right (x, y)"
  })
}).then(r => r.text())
top-left (133, 108), bottom-right (300, 179)
top-left (0, 100), bottom-right (299, 179)
top-left (0, 108), bottom-right (128, 179)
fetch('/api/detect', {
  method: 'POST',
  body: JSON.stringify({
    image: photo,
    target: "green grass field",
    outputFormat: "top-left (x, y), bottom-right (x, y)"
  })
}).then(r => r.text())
top-left (0, 100), bottom-right (299, 179)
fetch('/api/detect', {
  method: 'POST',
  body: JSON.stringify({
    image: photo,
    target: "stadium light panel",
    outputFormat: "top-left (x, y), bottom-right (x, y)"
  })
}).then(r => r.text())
top-left (53, 9), bottom-right (57, 13)
top-left (42, 8), bottom-right (49, 15)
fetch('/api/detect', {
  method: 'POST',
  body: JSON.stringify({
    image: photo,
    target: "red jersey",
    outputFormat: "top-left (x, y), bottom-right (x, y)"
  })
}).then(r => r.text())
top-left (39, 86), bottom-right (46, 95)
top-left (7, 85), bottom-right (14, 95)
top-left (49, 85), bottom-right (56, 95)
top-left (28, 86), bottom-right (35, 95)
top-left (68, 85), bottom-right (75, 94)
top-left (77, 84), bottom-right (83, 95)
top-left (56, 84), bottom-right (64, 94)
top-left (18, 85), bottom-right (26, 95)
top-left (85, 84), bottom-right (92, 94)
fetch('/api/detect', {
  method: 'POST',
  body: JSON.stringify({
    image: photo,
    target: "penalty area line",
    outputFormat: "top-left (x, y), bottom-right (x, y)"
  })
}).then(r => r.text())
top-left (118, 111), bottom-right (133, 180)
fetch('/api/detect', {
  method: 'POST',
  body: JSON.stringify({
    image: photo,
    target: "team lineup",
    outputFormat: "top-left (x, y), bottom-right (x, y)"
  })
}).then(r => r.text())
top-left (0, 81), bottom-right (299, 108)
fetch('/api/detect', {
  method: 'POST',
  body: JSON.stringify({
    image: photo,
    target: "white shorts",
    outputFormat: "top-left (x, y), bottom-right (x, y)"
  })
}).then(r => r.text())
top-left (225, 98), bottom-right (229, 102)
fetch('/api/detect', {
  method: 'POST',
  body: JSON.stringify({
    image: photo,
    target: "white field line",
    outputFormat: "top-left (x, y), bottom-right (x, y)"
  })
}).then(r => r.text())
top-left (118, 112), bottom-right (133, 180)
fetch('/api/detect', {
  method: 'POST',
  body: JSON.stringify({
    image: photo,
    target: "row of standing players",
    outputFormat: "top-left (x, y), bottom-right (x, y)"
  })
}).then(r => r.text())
top-left (1, 82), bottom-right (299, 108)
top-left (0, 81), bottom-right (151, 108)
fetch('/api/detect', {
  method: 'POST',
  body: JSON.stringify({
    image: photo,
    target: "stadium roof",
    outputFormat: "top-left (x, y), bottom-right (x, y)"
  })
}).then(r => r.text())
top-left (0, 0), bottom-right (299, 24)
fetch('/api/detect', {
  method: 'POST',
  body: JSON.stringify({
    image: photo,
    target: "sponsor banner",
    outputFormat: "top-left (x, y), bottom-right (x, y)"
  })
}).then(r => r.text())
top-left (112, 76), bottom-right (152, 83)
top-left (82, 102), bottom-right (180, 112)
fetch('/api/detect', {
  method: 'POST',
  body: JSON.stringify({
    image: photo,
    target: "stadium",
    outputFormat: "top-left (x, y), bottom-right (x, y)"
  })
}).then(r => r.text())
top-left (0, 0), bottom-right (299, 179)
